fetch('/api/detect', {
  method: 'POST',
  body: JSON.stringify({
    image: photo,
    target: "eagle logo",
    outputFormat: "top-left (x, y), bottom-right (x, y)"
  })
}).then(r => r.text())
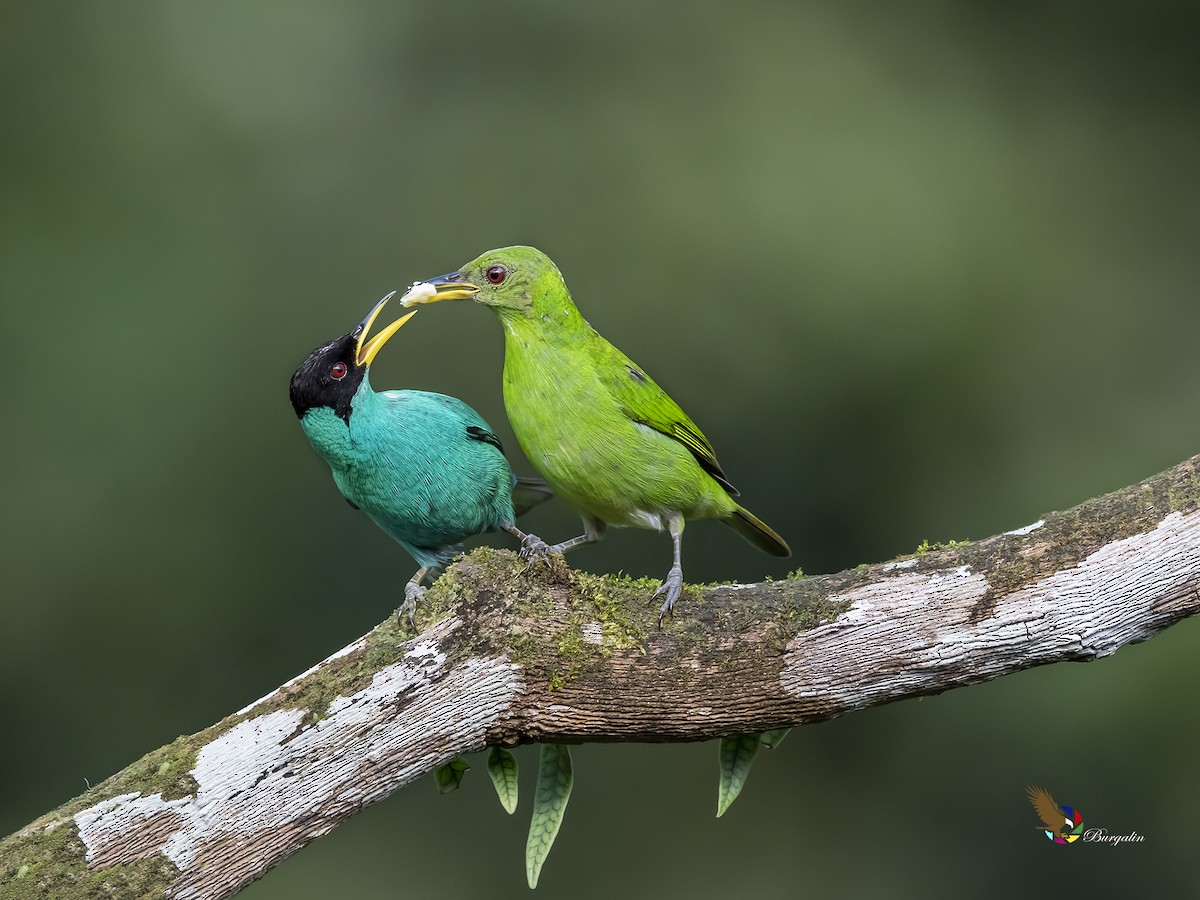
top-left (1027, 785), bottom-right (1084, 844)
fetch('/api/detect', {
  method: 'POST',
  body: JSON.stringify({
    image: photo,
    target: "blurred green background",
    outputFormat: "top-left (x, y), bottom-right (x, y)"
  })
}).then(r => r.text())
top-left (3, 1), bottom-right (1198, 897)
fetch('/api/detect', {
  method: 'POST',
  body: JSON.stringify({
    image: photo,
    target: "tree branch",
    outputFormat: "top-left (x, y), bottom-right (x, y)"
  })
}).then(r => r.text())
top-left (5, 455), bottom-right (1200, 898)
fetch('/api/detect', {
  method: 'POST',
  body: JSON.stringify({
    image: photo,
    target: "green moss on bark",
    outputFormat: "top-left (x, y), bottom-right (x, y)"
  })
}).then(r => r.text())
top-left (0, 819), bottom-right (177, 900)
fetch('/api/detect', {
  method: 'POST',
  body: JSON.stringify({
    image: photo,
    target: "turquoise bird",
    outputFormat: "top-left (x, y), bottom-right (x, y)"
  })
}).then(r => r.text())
top-left (289, 291), bottom-right (552, 624)
top-left (401, 247), bottom-right (790, 621)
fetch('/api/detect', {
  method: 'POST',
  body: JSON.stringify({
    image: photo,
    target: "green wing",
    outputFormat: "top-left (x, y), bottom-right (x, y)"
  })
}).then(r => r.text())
top-left (598, 341), bottom-right (739, 496)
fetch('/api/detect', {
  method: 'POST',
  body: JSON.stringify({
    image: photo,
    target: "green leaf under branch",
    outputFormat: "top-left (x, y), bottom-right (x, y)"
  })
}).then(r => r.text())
top-left (487, 747), bottom-right (520, 815)
top-left (526, 745), bottom-right (573, 889)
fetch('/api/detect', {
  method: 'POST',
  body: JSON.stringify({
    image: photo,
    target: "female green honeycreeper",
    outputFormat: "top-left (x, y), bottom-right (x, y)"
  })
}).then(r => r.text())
top-left (401, 247), bottom-right (790, 621)
top-left (289, 291), bottom-right (552, 625)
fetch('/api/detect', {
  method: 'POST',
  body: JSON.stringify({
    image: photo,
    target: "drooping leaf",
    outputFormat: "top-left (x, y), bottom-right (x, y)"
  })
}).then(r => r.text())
top-left (526, 744), bottom-right (573, 889)
top-left (433, 756), bottom-right (470, 794)
top-left (759, 728), bottom-right (791, 751)
top-left (487, 746), bottom-right (520, 815)
top-left (717, 734), bottom-right (762, 817)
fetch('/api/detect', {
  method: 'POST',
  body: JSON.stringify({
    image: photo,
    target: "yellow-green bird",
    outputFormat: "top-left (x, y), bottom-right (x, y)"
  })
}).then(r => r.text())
top-left (401, 246), bottom-right (790, 620)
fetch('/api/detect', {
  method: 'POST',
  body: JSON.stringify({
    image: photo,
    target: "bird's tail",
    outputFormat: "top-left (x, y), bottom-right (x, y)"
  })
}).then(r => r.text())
top-left (511, 475), bottom-right (554, 518)
top-left (725, 505), bottom-right (791, 557)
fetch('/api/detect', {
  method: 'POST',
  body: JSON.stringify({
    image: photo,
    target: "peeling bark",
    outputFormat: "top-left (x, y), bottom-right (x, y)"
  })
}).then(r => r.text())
top-left (4, 455), bottom-right (1200, 899)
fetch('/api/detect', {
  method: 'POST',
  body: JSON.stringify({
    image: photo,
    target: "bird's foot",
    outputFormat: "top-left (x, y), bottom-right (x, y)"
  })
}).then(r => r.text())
top-left (652, 565), bottom-right (684, 626)
top-left (399, 582), bottom-right (426, 630)
top-left (517, 532), bottom-right (557, 568)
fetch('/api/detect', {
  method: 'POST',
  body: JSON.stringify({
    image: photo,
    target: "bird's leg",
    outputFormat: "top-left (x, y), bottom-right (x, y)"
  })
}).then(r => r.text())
top-left (400, 566), bottom-right (433, 629)
top-left (548, 516), bottom-right (606, 555)
top-left (505, 517), bottom-right (606, 566)
top-left (652, 515), bottom-right (686, 625)
top-left (503, 524), bottom-right (554, 561)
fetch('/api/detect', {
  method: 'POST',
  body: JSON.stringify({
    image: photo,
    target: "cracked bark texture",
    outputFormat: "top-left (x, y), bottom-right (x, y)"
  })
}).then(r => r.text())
top-left (4, 454), bottom-right (1200, 899)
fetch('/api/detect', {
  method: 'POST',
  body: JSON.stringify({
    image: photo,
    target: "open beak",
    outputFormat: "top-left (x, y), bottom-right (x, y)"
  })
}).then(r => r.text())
top-left (354, 291), bottom-right (418, 367)
top-left (399, 273), bottom-right (481, 306)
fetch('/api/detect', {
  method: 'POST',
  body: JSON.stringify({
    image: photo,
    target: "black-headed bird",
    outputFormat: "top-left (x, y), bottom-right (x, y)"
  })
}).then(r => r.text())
top-left (289, 292), bottom-right (551, 624)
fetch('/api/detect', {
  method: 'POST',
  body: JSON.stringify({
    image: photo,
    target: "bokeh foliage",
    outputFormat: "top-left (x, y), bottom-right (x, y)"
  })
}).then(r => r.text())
top-left (2, 2), bottom-right (1198, 897)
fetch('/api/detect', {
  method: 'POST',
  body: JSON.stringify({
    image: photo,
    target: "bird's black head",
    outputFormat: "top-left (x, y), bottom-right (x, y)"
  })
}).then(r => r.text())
top-left (288, 292), bottom-right (417, 424)
top-left (289, 332), bottom-right (363, 423)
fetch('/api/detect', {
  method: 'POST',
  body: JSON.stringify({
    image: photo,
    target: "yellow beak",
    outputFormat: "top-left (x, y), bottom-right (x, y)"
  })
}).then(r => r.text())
top-left (399, 273), bottom-right (481, 306)
top-left (354, 291), bottom-right (418, 367)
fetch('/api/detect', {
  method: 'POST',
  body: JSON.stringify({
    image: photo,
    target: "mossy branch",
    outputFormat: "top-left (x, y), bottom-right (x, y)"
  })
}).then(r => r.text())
top-left (5, 455), bottom-right (1200, 899)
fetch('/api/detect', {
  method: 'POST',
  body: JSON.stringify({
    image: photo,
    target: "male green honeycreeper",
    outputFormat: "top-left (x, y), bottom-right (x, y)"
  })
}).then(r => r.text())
top-left (401, 247), bottom-right (790, 621)
top-left (289, 291), bottom-right (552, 625)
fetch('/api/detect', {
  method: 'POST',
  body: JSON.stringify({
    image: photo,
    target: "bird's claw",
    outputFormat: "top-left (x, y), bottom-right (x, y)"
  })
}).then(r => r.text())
top-left (399, 582), bottom-right (425, 629)
top-left (652, 566), bottom-right (684, 626)
top-left (517, 533), bottom-right (555, 569)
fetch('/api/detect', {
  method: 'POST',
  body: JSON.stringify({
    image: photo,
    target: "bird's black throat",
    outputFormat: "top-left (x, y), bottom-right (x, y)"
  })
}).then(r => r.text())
top-left (289, 332), bottom-right (365, 424)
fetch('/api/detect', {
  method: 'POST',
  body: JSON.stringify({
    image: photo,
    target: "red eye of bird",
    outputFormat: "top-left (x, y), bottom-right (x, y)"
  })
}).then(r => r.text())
top-left (486, 265), bottom-right (507, 285)
top-left (330, 362), bottom-right (347, 380)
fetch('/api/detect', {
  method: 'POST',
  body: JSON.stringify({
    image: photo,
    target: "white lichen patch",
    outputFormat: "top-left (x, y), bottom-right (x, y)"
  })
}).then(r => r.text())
top-left (882, 559), bottom-right (917, 571)
top-left (399, 281), bottom-right (436, 306)
top-left (76, 796), bottom-right (172, 844)
top-left (581, 623), bottom-right (603, 645)
top-left (74, 618), bottom-right (524, 900)
top-left (403, 638), bottom-right (445, 665)
top-left (782, 509), bottom-right (1200, 710)
top-left (782, 566), bottom-right (989, 705)
top-left (1005, 519), bottom-right (1045, 536)
top-left (965, 510), bottom-right (1200, 659)
top-left (76, 792), bottom-right (191, 866)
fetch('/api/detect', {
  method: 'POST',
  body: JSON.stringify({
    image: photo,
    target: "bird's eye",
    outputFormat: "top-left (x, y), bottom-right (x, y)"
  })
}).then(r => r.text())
top-left (330, 362), bottom-right (347, 380)
top-left (486, 265), bottom-right (507, 285)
